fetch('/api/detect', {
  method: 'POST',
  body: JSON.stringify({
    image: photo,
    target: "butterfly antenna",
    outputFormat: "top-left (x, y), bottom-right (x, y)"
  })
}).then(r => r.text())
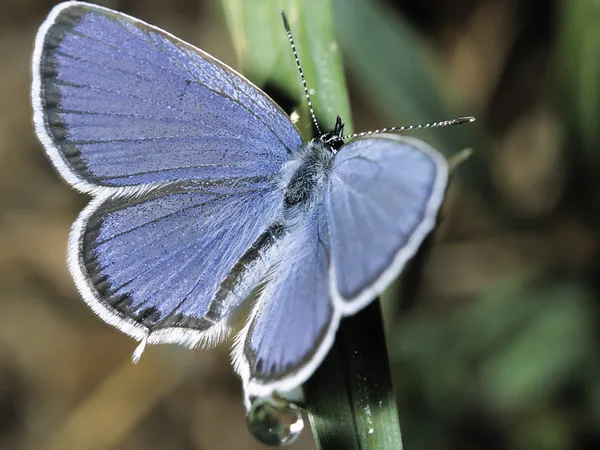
top-left (281, 11), bottom-right (321, 135)
top-left (341, 116), bottom-right (476, 140)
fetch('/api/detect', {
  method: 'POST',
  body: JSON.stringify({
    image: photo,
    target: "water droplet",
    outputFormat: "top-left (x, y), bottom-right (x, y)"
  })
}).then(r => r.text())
top-left (247, 395), bottom-right (304, 446)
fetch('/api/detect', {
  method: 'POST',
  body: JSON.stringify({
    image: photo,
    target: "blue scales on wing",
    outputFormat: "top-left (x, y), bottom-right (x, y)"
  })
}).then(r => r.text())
top-left (33, 2), bottom-right (304, 347)
top-left (34, 2), bottom-right (302, 190)
top-left (77, 180), bottom-right (285, 345)
top-left (325, 135), bottom-right (448, 312)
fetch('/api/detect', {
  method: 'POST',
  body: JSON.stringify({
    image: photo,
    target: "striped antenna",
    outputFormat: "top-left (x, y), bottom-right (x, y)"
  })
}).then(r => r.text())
top-left (342, 116), bottom-right (476, 140)
top-left (281, 11), bottom-right (321, 135)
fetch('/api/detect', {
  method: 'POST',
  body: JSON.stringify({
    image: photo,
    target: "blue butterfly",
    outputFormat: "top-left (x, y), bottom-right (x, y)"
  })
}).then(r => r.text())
top-left (32, 1), bottom-right (465, 404)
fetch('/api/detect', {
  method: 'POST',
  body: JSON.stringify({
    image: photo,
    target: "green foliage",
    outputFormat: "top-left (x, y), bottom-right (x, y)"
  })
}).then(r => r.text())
top-left (333, 0), bottom-right (492, 198)
top-left (221, 0), bottom-right (351, 137)
top-left (558, 0), bottom-right (600, 163)
top-left (390, 279), bottom-right (596, 450)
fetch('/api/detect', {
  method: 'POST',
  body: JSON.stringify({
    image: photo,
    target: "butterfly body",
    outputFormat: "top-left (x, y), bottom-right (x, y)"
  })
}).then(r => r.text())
top-left (32, 1), bottom-right (450, 402)
top-left (282, 139), bottom-right (335, 210)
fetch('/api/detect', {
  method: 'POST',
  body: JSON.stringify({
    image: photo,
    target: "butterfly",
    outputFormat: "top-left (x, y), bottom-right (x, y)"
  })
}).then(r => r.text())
top-left (32, 1), bottom-right (468, 404)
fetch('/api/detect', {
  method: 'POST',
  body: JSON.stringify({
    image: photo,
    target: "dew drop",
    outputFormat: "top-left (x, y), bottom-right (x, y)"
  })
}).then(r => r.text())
top-left (247, 395), bottom-right (304, 446)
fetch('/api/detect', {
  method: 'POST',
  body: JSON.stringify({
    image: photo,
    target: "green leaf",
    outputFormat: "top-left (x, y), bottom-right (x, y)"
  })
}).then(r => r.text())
top-left (557, 0), bottom-right (600, 191)
top-left (304, 301), bottom-right (403, 450)
top-left (220, 0), bottom-right (352, 137)
top-left (479, 283), bottom-right (593, 412)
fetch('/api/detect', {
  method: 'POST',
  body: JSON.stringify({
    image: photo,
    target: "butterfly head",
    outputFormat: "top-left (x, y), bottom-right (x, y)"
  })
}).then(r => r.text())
top-left (318, 114), bottom-right (345, 152)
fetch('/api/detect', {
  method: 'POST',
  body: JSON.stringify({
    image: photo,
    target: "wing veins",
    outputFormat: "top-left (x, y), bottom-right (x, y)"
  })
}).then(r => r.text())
top-left (94, 191), bottom-right (266, 245)
top-left (130, 243), bottom-right (207, 320)
top-left (106, 235), bottom-right (200, 299)
top-left (48, 80), bottom-right (228, 130)
top-left (64, 28), bottom-right (195, 82)
top-left (107, 16), bottom-right (298, 155)
top-left (70, 135), bottom-right (243, 145)
top-left (100, 166), bottom-right (266, 181)
top-left (52, 49), bottom-right (152, 82)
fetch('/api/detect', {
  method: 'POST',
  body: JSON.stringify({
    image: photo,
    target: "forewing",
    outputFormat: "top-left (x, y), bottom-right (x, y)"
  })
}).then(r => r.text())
top-left (73, 179), bottom-right (284, 348)
top-left (326, 135), bottom-right (447, 313)
top-left (32, 2), bottom-right (302, 192)
top-left (234, 208), bottom-right (340, 398)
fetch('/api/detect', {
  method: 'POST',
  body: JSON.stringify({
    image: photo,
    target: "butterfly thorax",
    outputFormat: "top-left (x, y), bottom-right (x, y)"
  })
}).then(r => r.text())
top-left (281, 139), bottom-right (336, 210)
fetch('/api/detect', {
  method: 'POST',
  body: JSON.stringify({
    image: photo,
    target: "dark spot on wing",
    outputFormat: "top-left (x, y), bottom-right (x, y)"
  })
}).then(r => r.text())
top-left (136, 307), bottom-right (161, 327)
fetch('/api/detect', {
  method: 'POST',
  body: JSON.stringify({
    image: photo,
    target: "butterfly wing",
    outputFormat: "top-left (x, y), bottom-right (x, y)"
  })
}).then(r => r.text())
top-left (32, 2), bottom-right (303, 348)
top-left (234, 136), bottom-right (446, 398)
top-left (234, 208), bottom-right (340, 398)
top-left (32, 1), bottom-right (302, 193)
top-left (74, 181), bottom-right (284, 349)
top-left (326, 135), bottom-right (448, 314)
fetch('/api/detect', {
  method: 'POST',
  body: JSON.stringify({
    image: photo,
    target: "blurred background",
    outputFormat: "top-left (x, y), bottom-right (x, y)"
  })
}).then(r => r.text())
top-left (1, 0), bottom-right (599, 449)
